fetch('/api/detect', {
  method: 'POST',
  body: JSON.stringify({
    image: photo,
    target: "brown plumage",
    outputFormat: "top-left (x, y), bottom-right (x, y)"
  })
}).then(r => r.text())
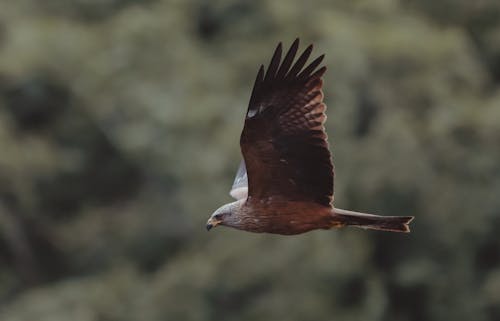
top-left (207, 39), bottom-right (414, 235)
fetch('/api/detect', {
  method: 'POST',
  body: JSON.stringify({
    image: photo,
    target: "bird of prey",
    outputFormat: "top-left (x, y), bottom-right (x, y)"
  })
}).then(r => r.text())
top-left (207, 39), bottom-right (414, 235)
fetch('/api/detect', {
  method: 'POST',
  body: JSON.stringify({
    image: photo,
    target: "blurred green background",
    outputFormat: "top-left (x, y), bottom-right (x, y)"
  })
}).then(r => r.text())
top-left (0, 0), bottom-right (499, 320)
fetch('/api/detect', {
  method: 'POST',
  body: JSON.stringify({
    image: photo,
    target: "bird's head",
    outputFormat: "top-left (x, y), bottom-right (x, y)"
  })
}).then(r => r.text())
top-left (206, 201), bottom-right (242, 231)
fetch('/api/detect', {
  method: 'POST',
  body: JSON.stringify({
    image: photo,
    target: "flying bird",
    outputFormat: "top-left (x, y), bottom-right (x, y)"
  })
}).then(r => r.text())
top-left (207, 39), bottom-right (414, 235)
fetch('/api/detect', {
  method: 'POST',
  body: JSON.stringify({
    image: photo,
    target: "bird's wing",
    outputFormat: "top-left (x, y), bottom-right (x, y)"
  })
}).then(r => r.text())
top-left (241, 39), bottom-right (334, 206)
top-left (229, 160), bottom-right (248, 200)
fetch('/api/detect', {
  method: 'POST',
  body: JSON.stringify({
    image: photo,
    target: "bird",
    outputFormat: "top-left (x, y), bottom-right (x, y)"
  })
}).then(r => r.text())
top-left (207, 39), bottom-right (414, 235)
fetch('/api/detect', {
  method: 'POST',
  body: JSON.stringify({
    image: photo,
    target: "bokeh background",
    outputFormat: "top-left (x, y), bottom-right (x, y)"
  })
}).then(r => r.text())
top-left (1, 1), bottom-right (500, 320)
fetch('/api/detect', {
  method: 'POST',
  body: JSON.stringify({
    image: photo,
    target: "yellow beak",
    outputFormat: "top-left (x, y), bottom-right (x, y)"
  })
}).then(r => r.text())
top-left (206, 217), bottom-right (221, 231)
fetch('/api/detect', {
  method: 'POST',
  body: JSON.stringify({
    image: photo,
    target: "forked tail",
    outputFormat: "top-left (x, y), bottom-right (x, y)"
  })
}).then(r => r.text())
top-left (333, 208), bottom-right (414, 233)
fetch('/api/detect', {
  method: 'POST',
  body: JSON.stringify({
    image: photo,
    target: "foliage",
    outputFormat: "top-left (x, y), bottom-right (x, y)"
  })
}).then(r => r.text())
top-left (0, 1), bottom-right (499, 320)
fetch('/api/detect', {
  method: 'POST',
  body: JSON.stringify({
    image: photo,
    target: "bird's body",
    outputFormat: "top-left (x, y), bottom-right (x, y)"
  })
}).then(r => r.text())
top-left (213, 197), bottom-right (412, 235)
top-left (218, 198), bottom-right (333, 235)
top-left (207, 39), bottom-right (413, 235)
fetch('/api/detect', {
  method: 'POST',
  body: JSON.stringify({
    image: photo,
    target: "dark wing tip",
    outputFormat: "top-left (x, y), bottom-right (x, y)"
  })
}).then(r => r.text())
top-left (257, 64), bottom-right (265, 81)
top-left (250, 40), bottom-right (326, 105)
top-left (310, 65), bottom-right (327, 80)
top-left (249, 65), bottom-right (265, 105)
top-left (276, 38), bottom-right (300, 79)
top-left (298, 54), bottom-right (325, 79)
top-left (264, 42), bottom-right (283, 81)
top-left (262, 40), bottom-right (327, 83)
top-left (286, 43), bottom-right (313, 79)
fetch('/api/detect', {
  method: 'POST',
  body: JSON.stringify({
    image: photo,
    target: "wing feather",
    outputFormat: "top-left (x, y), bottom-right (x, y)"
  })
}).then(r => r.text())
top-left (276, 39), bottom-right (299, 79)
top-left (230, 160), bottom-right (248, 200)
top-left (264, 42), bottom-right (282, 82)
top-left (241, 39), bottom-right (334, 206)
top-left (286, 44), bottom-right (312, 79)
top-left (298, 54), bottom-right (324, 79)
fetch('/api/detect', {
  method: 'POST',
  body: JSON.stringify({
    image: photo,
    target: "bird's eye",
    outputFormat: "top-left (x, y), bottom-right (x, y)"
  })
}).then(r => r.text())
top-left (215, 214), bottom-right (223, 220)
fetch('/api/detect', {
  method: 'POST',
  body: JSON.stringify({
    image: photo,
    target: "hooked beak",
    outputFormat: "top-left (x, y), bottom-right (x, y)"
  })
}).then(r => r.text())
top-left (206, 217), bottom-right (221, 231)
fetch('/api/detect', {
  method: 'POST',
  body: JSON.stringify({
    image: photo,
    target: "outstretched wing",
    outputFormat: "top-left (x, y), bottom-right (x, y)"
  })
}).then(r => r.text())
top-left (241, 39), bottom-right (334, 206)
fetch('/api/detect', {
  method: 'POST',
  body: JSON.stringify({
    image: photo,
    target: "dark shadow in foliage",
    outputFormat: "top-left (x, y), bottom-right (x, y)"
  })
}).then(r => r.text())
top-left (0, 197), bottom-right (68, 292)
top-left (385, 282), bottom-right (430, 321)
top-left (2, 75), bottom-right (144, 218)
top-left (206, 280), bottom-right (270, 321)
top-left (475, 215), bottom-right (500, 273)
top-left (354, 82), bottom-right (378, 138)
top-left (337, 276), bottom-right (368, 308)
top-left (195, 0), bottom-right (266, 41)
top-left (35, 136), bottom-right (143, 218)
top-left (128, 233), bottom-right (184, 273)
top-left (486, 305), bottom-right (500, 321)
top-left (3, 76), bottom-right (69, 131)
top-left (475, 238), bottom-right (500, 271)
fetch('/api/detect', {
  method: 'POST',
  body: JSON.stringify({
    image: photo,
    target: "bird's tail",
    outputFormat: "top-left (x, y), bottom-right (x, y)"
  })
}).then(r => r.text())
top-left (332, 208), bottom-right (414, 233)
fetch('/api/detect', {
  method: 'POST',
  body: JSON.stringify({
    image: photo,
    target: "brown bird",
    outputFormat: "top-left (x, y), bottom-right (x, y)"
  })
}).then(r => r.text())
top-left (207, 39), bottom-right (414, 235)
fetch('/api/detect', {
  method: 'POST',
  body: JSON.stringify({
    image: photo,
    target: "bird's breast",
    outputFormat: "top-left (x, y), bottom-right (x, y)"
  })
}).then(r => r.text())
top-left (238, 198), bottom-right (333, 235)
